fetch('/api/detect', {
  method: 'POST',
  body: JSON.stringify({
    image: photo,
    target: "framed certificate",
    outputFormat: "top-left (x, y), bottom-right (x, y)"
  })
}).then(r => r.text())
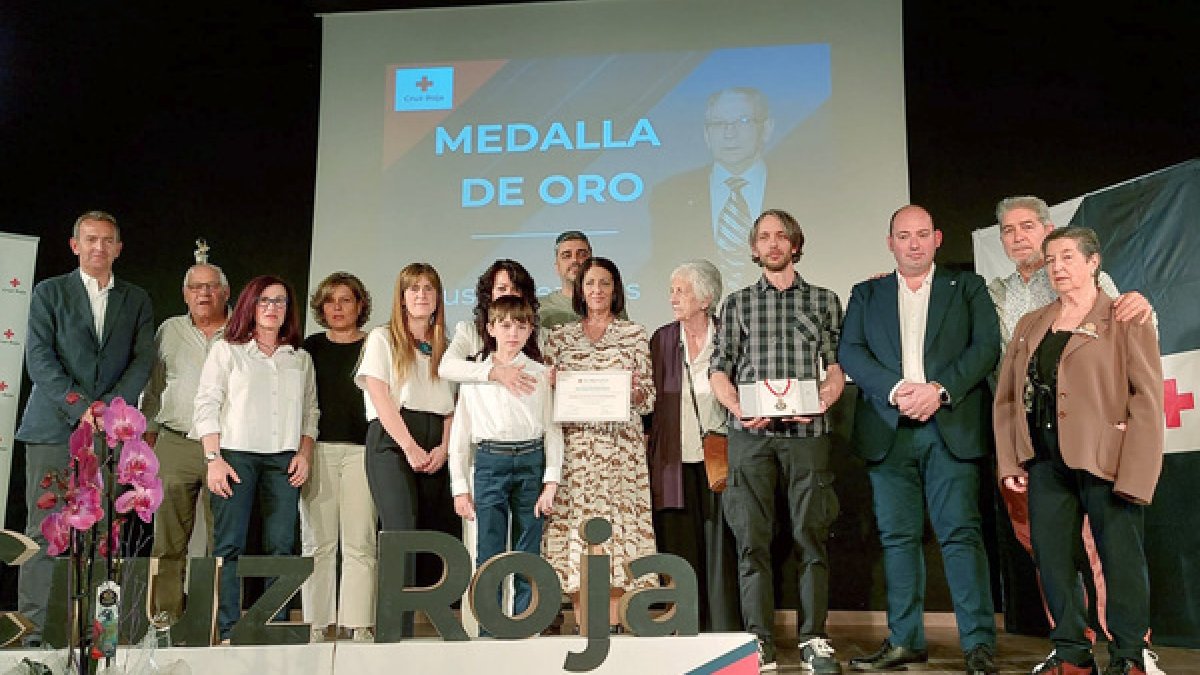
top-left (553, 370), bottom-right (633, 423)
top-left (737, 378), bottom-right (822, 417)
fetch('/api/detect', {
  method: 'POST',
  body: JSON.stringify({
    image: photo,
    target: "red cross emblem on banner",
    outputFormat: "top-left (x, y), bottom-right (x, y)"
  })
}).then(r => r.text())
top-left (1165, 378), bottom-right (1195, 429)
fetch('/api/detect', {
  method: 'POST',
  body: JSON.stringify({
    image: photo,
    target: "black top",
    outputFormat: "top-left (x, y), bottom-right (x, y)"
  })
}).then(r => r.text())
top-left (303, 332), bottom-right (368, 444)
top-left (1028, 328), bottom-right (1072, 460)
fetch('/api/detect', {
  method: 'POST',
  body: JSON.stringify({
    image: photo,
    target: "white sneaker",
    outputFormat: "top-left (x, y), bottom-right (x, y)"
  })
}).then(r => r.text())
top-left (1144, 650), bottom-right (1166, 675)
top-left (310, 626), bottom-right (327, 643)
top-left (800, 637), bottom-right (843, 674)
top-left (352, 627), bottom-right (375, 643)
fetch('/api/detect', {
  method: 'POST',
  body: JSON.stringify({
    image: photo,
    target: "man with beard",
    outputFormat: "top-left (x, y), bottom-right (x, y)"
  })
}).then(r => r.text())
top-left (709, 209), bottom-right (846, 672)
top-left (538, 230), bottom-right (626, 329)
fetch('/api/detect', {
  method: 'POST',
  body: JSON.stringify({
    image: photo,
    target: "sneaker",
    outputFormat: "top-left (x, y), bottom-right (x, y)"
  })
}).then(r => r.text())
top-left (1143, 650), bottom-right (1166, 675)
top-left (1105, 658), bottom-right (1147, 675)
top-left (966, 644), bottom-right (999, 675)
top-left (801, 637), bottom-right (844, 674)
top-left (310, 626), bottom-right (327, 643)
top-left (758, 639), bottom-right (778, 672)
top-left (352, 627), bottom-right (375, 643)
top-left (1031, 651), bottom-right (1099, 675)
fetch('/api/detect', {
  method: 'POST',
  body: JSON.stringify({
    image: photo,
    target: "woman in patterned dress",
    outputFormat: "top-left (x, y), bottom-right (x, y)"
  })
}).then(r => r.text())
top-left (543, 256), bottom-right (657, 633)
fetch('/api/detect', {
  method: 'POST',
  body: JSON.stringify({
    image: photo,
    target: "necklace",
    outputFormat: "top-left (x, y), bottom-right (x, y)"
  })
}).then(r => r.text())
top-left (763, 378), bottom-right (792, 411)
top-left (416, 340), bottom-right (433, 356)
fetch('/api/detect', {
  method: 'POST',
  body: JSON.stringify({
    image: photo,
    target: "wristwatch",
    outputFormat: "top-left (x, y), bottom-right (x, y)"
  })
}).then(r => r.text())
top-left (204, 450), bottom-right (220, 463)
top-left (930, 381), bottom-right (950, 405)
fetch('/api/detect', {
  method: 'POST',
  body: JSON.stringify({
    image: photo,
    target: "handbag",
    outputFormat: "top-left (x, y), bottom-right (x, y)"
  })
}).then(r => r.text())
top-left (683, 338), bottom-right (728, 492)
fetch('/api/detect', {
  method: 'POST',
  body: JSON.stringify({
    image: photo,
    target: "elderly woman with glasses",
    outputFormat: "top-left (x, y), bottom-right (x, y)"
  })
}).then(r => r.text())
top-left (194, 274), bottom-right (318, 643)
top-left (994, 227), bottom-right (1164, 675)
top-left (646, 259), bottom-right (741, 632)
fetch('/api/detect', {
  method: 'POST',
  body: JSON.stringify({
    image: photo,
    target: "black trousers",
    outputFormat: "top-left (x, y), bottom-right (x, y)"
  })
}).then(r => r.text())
top-left (365, 411), bottom-right (462, 589)
top-left (1027, 456), bottom-right (1149, 665)
top-left (652, 461), bottom-right (743, 632)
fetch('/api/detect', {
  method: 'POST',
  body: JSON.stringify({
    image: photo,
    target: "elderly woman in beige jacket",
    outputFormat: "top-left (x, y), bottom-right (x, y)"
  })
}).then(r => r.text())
top-left (994, 227), bottom-right (1163, 675)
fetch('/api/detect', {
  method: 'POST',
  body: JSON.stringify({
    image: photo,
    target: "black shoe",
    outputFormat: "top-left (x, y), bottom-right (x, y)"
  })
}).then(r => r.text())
top-left (965, 644), bottom-right (999, 675)
top-left (849, 640), bottom-right (929, 671)
top-left (1103, 658), bottom-right (1147, 675)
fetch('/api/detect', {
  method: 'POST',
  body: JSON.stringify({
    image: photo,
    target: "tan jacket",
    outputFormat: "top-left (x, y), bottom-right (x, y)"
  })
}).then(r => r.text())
top-left (994, 292), bottom-right (1164, 504)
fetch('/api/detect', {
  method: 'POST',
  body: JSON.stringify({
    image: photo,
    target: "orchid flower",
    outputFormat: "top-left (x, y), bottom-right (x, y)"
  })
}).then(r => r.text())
top-left (102, 397), bottom-right (146, 448)
top-left (115, 478), bottom-right (164, 524)
top-left (117, 438), bottom-right (160, 487)
top-left (62, 484), bottom-right (103, 531)
top-left (41, 512), bottom-right (73, 557)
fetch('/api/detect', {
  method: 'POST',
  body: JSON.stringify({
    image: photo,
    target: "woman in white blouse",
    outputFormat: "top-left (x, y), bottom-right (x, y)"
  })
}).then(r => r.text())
top-left (438, 258), bottom-right (543, 392)
top-left (355, 263), bottom-right (459, 624)
top-left (195, 275), bottom-right (318, 644)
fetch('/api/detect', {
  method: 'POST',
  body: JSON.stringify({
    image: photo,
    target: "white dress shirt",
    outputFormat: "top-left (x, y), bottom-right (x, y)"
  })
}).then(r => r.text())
top-left (193, 339), bottom-right (319, 453)
top-left (889, 265), bottom-right (934, 404)
top-left (446, 352), bottom-right (563, 496)
top-left (141, 315), bottom-right (226, 434)
top-left (79, 269), bottom-right (114, 337)
top-left (708, 160), bottom-right (768, 239)
top-left (355, 326), bottom-right (456, 418)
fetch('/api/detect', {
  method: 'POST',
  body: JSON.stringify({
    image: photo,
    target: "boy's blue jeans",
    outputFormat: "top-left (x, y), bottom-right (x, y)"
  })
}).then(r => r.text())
top-left (474, 438), bottom-right (546, 616)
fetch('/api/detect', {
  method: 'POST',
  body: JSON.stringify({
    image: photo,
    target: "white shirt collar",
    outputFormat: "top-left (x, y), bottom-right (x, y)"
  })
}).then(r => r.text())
top-left (79, 268), bottom-right (115, 294)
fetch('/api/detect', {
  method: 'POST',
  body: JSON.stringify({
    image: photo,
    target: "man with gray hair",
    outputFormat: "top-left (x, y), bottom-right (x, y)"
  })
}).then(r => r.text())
top-left (990, 195), bottom-right (1151, 346)
top-left (16, 210), bottom-right (155, 644)
top-left (141, 261), bottom-right (230, 627)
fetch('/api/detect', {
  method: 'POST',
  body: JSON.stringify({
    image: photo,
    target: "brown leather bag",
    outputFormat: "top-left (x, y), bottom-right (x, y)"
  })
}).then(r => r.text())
top-left (702, 432), bottom-right (729, 492)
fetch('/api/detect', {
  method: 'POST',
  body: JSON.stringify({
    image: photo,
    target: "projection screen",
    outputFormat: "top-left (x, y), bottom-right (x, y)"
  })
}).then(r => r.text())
top-left (311, 0), bottom-right (907, 331)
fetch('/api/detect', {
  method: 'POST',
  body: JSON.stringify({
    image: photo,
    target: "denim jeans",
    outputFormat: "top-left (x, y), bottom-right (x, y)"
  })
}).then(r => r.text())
top-left (210, 450), bottom-right (299, 640)
top-left (474, 439), bottom-right (546, 616)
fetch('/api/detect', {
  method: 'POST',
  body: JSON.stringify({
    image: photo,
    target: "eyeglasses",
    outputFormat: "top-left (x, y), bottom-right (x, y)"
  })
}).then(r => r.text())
top-left (704, 116), bottom-right (762, 133)
top-left (257, 296), bottom-right (288, 308)
top-left (186, 282), bottom-right (221, 292)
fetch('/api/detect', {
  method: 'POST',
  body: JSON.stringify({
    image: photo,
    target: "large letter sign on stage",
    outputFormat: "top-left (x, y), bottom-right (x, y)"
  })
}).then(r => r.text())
top-left (469, 552), bottom-right (562, 639)
top-left (229, 556), bottom-right (314, 645)
top-left (375, 530), bottom-right (472, 642)
top-left (3, 518), bottom-right (700, 670)
top-left (0, 529), bottom-right (38, 647)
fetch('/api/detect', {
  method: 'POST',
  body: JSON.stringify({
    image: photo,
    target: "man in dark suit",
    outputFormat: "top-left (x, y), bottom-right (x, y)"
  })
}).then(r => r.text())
top-left (650, 87), bottom-right (776, 290)
top-left (838, 205), bottom-right (1001, 675)
top-left (15, 210), bottom-right (155, 643)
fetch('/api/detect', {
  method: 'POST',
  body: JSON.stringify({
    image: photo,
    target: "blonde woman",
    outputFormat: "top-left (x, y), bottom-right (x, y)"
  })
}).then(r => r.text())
top-left (355, 264), bottom-right (459, 611)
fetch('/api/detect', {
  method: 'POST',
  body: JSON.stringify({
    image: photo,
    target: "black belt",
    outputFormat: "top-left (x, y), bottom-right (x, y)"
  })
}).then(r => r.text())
top-left (478, 438), bottom-right (544, 456)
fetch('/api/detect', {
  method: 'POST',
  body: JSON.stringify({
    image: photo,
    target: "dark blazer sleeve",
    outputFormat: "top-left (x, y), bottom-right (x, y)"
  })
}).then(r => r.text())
top-left (838, 279), bottom-right (902, 401)
top-left (927, 272), bottom-right (1001, 405)
top-left (23, 276), bottom-right (92, 425)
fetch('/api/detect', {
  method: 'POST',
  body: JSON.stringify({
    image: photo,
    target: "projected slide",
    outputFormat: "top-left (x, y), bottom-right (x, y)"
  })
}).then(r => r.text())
top-left (312, 1), bottom-right (906, 330)
top-left (382, 44), bottom-right (830, 309)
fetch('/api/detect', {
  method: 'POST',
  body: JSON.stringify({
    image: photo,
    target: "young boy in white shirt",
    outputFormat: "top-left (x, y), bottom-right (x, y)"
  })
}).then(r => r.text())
top-left (448, 295), bottom-right (562, 619)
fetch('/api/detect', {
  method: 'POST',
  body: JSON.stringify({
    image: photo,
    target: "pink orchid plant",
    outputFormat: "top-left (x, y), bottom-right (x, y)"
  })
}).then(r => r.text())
top-left (36, 395), bottom-right (163, 670)
top-left (38, 396), bottom-right (162, 554)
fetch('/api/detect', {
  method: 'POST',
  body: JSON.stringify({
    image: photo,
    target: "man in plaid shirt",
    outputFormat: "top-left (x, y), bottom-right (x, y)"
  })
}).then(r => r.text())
top-left (710, 209), bottom-right (846, 673)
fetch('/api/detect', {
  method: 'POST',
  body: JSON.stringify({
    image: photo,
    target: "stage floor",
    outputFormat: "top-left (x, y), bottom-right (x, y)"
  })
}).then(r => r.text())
top-left (3, 623), bottom-right (1196, 674)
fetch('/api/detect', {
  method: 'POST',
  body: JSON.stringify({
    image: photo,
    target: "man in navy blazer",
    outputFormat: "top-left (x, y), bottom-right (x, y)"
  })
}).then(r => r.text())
top-left (838, 205), bottom-right (1001, 675)
top-left (15, 210), bottom-right (155, 643)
